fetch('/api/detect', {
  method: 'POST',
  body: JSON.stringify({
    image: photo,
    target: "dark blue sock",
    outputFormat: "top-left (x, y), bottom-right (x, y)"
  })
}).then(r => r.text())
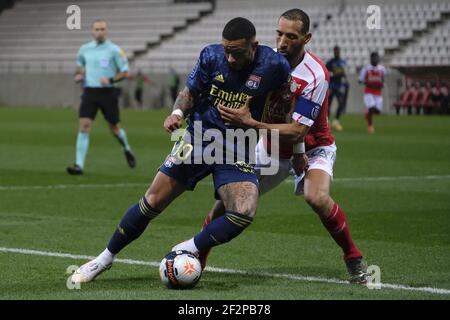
top-left (193, 211), bottom-right (253, 252)
top-left (107, 197), bottom-right (160, 254)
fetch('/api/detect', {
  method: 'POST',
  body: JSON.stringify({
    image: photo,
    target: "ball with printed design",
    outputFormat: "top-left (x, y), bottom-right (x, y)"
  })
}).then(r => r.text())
top-left (159, 250), bottom-right (202, 289)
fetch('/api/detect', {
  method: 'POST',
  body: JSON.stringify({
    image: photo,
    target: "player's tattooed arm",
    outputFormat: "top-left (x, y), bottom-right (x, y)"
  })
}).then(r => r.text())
top-left (218, 96), bottom-right (309, 143)
top-left (254, 120), bottom-right (309, 144)
top-left (164, 86), bottom-right (197, 133)
top-left (173, 86), bottom-right (196, 116)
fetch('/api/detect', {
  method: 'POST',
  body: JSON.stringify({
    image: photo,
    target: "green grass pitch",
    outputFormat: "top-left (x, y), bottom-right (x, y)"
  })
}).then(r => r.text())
top-left (0, 107), bottom-right (449, 300)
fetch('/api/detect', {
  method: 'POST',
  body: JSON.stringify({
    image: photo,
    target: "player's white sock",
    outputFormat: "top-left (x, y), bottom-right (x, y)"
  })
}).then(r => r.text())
top-left (173, 238), bottom-right (199, 255)
top-left (98, 248), bottom-right (115, 266)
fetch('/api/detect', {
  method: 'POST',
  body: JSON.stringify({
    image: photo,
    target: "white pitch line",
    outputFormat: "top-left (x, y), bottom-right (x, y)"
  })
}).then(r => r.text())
top-left (331, 174), bottom-right (450, 183)
top-left (0, 182), bottom-right (147, 191)
top-left (1, 246), bottom-right (449, 296)
top-left (0, 174), bottom-right (450, 191)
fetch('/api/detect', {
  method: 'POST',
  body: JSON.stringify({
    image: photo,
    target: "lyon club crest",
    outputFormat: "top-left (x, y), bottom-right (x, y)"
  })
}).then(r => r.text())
top-left (246, 74), bottom-right (261, 89)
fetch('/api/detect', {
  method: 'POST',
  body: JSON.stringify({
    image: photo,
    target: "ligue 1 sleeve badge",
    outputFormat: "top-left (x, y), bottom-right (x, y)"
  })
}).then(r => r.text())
top-left (246, 74), bottom-right (261, 90)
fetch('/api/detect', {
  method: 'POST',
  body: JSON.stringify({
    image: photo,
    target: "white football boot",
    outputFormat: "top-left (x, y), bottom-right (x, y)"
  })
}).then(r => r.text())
top-left (71, 258), bottom-right (112, 283)
top-left (171, 238), bottom-right (199, 256)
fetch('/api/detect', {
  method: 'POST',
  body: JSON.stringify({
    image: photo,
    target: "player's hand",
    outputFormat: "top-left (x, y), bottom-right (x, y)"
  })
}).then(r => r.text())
top-left (74, 74), bottom-right (84, 83)
top-left (100, 77), bottom-right (110, 86)
top-left (163, 114), bottom-right (183, 133)
top-left (218, 96), bottom-right (254, 127)
top-left (291, 153), bottom-right (308, 176)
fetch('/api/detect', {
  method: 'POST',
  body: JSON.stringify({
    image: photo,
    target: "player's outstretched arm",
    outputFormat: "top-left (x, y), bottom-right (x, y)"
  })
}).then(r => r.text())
top-left (218, 96), bottom-right (309, 143)
top-left (163, 86), bottom-right (196, 133)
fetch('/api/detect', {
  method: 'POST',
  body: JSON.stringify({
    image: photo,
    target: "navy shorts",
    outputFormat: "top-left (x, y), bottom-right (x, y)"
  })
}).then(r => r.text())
top-left (80, 87), bottom-right (120, 125)
top-left (158, 136), bottom-right (259, 198)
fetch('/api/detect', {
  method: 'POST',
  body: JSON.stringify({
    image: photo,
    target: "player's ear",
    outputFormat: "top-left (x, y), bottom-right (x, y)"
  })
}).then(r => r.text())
top-left (250, 40), bottom-right (258, 51)
top-left (304, 33), bottom-right (312, 45)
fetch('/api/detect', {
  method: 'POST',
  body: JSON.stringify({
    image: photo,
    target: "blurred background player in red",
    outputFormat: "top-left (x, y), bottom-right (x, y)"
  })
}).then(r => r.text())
top-left (359, 52), bottom-right (386, 134)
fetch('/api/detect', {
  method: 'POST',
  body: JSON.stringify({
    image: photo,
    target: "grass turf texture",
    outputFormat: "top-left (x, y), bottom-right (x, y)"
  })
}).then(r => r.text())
top-left (0, 107), bottom-right (449, 300)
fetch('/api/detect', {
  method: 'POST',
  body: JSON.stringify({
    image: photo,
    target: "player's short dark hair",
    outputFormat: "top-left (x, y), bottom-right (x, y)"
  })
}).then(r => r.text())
top-left (280, 8), bottom-right (310, 34)
top-left (370, 51), bottom-right (379, 58)
top-left (222, 17), bottom-right (256, 41)
top-left (93, 19), bottom-right (107, 26)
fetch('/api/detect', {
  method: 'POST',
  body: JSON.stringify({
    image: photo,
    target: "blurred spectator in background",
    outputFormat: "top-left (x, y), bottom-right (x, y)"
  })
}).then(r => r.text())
top-left (440, 82), bottom-right (449, 115)
top-left (429, 82), bottom-right (442, 114)
top-left (393, 81), bottom-right (410, 115)
top-left (326, 45), bottom-right (348, 131)
top-left (417, 82), bottom-right (431, 115)
top-left (409, 82), bottom-right (422, 115)
top-left (168, 67), bottom-right (180, 104)
top-left (129, 69), bottom-right (152, 109)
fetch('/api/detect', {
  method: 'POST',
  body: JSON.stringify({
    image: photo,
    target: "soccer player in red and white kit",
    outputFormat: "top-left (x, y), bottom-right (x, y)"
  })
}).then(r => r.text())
top-left (359, 52), bottom-right (386, 134)
top-left (186, 9), bottom-right (368, 284)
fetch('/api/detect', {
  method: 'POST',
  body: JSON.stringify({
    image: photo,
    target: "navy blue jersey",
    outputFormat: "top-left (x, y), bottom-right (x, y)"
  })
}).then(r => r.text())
top-left (186, 44), bottom-right (291, 133)
top-left (326, 57), bottom-right (346, 90)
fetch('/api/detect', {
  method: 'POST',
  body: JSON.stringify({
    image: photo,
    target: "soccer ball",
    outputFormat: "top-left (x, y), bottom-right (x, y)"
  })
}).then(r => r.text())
top-left (159, 250), bottom-right (202, 289)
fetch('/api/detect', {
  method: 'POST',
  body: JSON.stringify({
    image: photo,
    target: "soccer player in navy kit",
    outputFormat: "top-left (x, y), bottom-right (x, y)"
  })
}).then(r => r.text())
top-left (326, 46), bottom-right (348, 131)
top-left (71, 17), bottom-right (292, 283)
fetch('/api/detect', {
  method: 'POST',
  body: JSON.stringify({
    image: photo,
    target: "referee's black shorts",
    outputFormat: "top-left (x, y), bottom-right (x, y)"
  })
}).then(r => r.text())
top-left (80, 87), bottom-right (121, 125)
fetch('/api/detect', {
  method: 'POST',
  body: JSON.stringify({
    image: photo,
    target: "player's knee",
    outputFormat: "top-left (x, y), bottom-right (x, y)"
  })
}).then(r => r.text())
top-left (144, 192), bottom-right (162, 212)
top-left (210, 200), bottom-right (226, 220)
top-left (109, 124), bottom-right (120, 135)
top-left (79, 123), bottom-right (91, 133)
top-left (304, 189), bottom-right (329, 211)
top-left (227, 201), bottom-right (257, 218)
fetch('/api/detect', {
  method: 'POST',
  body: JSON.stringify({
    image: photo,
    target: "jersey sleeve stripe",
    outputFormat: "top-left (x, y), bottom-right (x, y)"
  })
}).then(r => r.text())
top-left (304, 63), bottom-right (317, 100)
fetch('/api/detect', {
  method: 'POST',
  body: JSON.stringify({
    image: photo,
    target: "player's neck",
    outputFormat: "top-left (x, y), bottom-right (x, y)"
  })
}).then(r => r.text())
top-left (290, 49), bottom-right (306, 69)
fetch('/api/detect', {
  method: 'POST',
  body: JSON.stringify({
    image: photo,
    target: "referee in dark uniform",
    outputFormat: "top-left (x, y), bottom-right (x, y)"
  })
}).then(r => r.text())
top-left (67, 19), bottom-right (136, 175)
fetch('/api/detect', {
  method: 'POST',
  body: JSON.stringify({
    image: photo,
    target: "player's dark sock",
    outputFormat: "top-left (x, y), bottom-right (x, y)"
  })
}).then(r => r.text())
top-left (193, 211), bottom-right (253, 251)
top-left (336, 99), bottom-right (345, 120)
top-left (197, 215), bottom-right (213, 270)
top-left (107, 197), bottom-right (160, 254)
top-left (75, 132), bottom-right (89, 168)
top-left (320, 203), bottom-right (362, 261)
top-left (115, 128), bottom-right (131, 152)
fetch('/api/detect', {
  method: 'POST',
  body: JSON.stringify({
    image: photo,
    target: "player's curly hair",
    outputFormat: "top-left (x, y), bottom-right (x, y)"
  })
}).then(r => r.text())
top-left (280, 8), bottom-right (310, 34)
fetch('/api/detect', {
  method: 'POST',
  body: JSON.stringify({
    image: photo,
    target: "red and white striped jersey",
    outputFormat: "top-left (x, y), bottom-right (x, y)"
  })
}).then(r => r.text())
top-left (264, 50), bottom-right (334, 158)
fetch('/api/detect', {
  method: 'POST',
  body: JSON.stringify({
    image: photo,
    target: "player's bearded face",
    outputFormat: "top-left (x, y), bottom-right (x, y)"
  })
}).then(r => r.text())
top-left (222, 38), bottom-right (257, 71)
top-left (276, 17), bottom-right (308, 60)
top-left (92, 22), bottom-right (108, 43)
